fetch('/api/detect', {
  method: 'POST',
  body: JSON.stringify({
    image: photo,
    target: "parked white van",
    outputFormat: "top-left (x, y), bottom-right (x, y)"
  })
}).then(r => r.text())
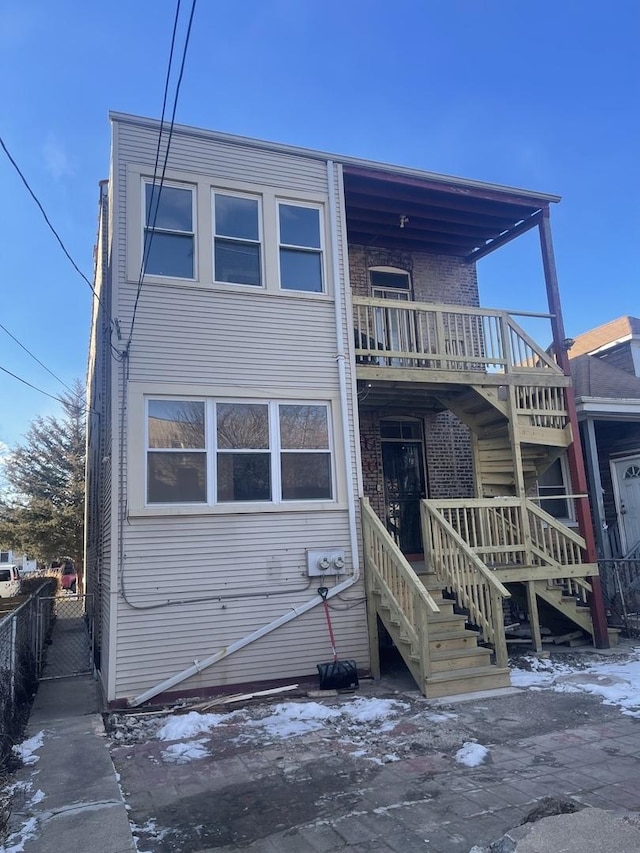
top-left (0, 565), bottom-right (21, 598)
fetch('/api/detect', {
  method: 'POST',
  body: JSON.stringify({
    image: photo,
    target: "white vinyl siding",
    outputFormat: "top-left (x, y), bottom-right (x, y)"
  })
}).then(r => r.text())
top-left (105, 118), bottom-right (365, 701)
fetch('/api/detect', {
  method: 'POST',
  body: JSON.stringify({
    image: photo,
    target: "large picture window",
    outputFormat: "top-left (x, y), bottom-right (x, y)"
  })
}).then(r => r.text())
top-left (143, 182), bottom-right (195, 279)
top-left (213, 193), bottom-right (262, 286)
top-left (278, 203), bottom-right (323, 293)
top-left (146, 398), bottom-right (334, 506)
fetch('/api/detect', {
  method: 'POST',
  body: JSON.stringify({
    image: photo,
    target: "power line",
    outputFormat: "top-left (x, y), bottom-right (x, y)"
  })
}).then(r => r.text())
top-left (0, 135), bottom-right (108, 315)
top-left (126, 0), bottom-right (198, 353)
top-left (0, 363), bottom-right (70, 406)
top-left (0, 363), bottom-right (99, 417)
top-left (0, 321), bottom-right (74, 394)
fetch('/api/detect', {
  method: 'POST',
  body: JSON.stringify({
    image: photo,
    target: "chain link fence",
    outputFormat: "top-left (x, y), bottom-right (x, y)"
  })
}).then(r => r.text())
top-left (599, 559), bottom-right (640, 637)
top-left (0, 579), bottom-right (57, 770)
top-left (37, 595), bottom-right (94, 679)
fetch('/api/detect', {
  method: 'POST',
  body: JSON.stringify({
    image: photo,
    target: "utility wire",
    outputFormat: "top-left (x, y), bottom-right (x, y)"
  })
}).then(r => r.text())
top-left (0, 363), bottom-right (99, 417)
top-left (0, 135), bottom-right (108, 315)
top-left (0, 321), bottom-right (74, 394)
top-left (0, 363), bottom-right (71, 405)
top-left (126, 0), bottom-right (198, 354)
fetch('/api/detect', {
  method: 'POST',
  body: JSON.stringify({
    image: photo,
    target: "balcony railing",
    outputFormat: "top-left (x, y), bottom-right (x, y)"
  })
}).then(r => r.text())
top-left (422, 497), bottom-right (595, 580)
top-left (353, 297), bottom-right (563, 376)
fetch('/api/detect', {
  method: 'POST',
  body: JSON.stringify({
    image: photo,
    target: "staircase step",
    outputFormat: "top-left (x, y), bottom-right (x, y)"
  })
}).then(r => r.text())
top-left (430, 647), bottom-right (492, 673)
top-left (427, 611), bottom-right (469, 631)
top-left (429, 630), bottom-right (480, 652)
top-left (424, 666), bottom-right (511, 699)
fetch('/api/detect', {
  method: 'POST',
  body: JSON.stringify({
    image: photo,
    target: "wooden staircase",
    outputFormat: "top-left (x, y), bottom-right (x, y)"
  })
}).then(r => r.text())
top-left (363, 498), bottom-right (511, 699)
top-left (440, 384), bottom-right (571, 498)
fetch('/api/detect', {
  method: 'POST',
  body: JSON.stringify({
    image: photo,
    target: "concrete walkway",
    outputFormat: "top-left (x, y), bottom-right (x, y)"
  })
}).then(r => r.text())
top-left (3, 677), bottom-right (135, 852)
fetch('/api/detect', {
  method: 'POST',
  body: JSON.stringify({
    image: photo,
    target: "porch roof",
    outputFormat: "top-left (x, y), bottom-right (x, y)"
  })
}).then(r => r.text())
top-left (343, 165), bottom-right (557, 260)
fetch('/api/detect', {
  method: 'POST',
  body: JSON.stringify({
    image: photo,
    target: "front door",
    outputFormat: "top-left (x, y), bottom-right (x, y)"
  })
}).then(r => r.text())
top-left (380, 420), bottom-right (426, 555)
top-left (613, 455), bottom-right (640, 554)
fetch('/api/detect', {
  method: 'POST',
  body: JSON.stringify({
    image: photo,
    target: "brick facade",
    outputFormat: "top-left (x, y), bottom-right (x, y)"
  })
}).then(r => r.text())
top-left (348, 245), bottom-right (479, 307)
top-left (351, 242), bottom-right (478, 526)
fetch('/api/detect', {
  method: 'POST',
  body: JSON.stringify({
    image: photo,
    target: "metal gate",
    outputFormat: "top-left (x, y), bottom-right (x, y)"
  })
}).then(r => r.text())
top-left (36, 594), bottom-right (94, 679)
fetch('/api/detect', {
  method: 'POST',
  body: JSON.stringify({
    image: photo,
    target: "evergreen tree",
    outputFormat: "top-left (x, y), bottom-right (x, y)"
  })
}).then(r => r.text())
top-left (0, 380), bottom-right (85, 571)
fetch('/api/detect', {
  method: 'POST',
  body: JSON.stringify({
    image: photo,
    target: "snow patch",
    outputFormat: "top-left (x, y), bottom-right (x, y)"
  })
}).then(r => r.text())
top-left (156, 710), bottom-right (236, 742)
top-left (1, 816), bottom-right (39, 852)
top-left (161, 739), bottom-right (209, 764)
top-left (12, 732), bottom-right (45, 766)
top-left (511, 652), bottom-right (640, 717)
top-left (27, 789), bottom-right (45, 806)
top-left (455, 741), bottom-right (489, 767)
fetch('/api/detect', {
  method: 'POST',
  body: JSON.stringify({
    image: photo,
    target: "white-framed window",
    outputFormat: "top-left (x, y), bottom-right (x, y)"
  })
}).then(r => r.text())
top-left (143, 181), bottom-right (195, 279)
top-left (145, 398), bottom-right (333, 506)
top-left (213, 191), bottom-right (262, 287)
top-left (278, 202), bottom-right (324, 293)
top-left (536, 456), bottom-right (576, 524)
top-left (147, 399), bottom-right (207, 504)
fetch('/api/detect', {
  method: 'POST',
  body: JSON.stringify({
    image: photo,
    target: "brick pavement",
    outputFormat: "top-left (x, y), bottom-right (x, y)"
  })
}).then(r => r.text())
top-left (110, 680), bottom-right (640, 853)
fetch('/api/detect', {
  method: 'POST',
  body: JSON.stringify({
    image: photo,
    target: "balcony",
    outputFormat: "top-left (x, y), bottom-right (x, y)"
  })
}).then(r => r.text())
top-left (353, 296), bottom-right (565, 382)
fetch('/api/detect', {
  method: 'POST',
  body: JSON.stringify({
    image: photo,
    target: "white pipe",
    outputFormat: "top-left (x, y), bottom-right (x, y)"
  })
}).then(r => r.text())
top-left (129, 161), bottom-right (362, 708)
top-left (327, 159), bottom-right (360, 573)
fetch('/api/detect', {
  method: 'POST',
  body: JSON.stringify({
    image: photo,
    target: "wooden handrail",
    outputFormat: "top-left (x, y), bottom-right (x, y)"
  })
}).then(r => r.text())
top-left (353, 297), bottom-right (564, 377)
top-left (427, 497), bottom-right (589, 573)
top-left (362, 498), bottom-right (440, 615)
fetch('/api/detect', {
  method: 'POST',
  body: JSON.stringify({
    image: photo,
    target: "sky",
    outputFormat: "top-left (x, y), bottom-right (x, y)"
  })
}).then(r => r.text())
top-left (0, 0), bottom-right (638, 450)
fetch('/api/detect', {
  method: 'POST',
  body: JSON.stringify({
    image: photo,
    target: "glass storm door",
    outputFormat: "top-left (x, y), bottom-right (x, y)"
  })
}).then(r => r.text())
top-left (613, 456), bottom-right (640, 554)
top-left (380, 420), bottom-right (426, 555)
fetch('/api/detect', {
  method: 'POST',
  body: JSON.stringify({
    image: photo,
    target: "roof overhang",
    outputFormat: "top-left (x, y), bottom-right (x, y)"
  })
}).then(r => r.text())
top-left (343, 165), bottom-right (558, 261)
top-left (575, 396), bottom-right (640, 421)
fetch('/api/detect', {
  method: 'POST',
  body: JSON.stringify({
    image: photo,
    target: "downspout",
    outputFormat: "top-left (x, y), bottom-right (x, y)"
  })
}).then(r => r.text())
top-left (129, 160), bottom-right (361, 707)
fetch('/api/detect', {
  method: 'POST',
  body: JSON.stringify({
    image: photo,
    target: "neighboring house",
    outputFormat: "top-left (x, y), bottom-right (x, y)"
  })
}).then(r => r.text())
top-left (569, 317), bottom-right (640, 558)
top-left (86, 113), bottom-right (609, 708)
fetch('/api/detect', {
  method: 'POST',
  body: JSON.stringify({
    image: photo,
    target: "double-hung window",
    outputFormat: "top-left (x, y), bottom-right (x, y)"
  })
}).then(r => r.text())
top-left (278, 202), bottom-right (323, 293)
top-left (143, 182), bottom-right (195, 279)
top-left (213, 193), bottom-right (262, 286)
top-left (147, 400), bottom-right (207, 503)
top-left (146, 398), bottom-right (333, 506)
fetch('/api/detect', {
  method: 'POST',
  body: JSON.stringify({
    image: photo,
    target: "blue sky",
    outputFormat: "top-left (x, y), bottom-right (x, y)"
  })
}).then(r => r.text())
top-left (1, 0), bottom-right (638, 449)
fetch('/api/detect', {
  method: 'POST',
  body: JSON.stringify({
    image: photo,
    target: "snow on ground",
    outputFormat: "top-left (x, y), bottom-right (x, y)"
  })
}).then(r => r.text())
top-left (161, 739), bottom-right (209, 764)
top-left (0, 816), bottom-right (38, 853)
top-left (11, 732), bottom-right (44, 766)
top-left (455, 742), bottom-right (489, 767)
top-left (511, 649), bottom-right (640, 717)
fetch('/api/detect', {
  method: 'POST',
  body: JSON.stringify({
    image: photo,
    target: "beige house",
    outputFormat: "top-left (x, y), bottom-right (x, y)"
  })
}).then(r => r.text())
top-left (86, 113), bottom-right (610, 708)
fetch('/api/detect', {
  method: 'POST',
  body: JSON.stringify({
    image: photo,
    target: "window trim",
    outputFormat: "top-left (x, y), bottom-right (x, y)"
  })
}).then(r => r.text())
top-left (141, 179), bottom-right (197, 281)
top-left (535, 455), bottom-right (577, 525)
top-left (212, 189), bottom-right (264, 289)
top-left (135, 389), bottom-right (339, 513)
top-left (277, 200), bottom-right (325, 294)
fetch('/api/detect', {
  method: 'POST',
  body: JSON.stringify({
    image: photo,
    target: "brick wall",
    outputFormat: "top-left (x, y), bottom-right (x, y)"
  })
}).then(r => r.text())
top-left (348, 243), bottom-right (479, 307)
top-left (352, 242), bottom-right (477, 520)
top-left (359, 409), bottom-right (474, 518)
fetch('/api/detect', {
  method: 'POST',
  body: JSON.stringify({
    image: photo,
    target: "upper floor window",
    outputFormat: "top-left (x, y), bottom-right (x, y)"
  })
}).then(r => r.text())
top-left (370, 267), bottom-right (411, 301)
top-left (278, 203), bottom-right (323, 293)
top-left (144, 182), bottom-right (195, 279)
top-left (213, 192), bottom-right (262, 286)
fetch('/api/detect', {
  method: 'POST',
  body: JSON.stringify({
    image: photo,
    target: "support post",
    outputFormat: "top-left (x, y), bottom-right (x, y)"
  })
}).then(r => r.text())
top-left (583, 418), bottom-right (610, 558)
top-left (539, 209), bottom-right (609, 647)
top-left (526, 581), bottom-right (543, 653)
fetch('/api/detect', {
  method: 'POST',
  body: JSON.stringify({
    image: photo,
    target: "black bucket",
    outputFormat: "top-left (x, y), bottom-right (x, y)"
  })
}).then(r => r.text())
top-left (317, 659), bottom-right (359, 690)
